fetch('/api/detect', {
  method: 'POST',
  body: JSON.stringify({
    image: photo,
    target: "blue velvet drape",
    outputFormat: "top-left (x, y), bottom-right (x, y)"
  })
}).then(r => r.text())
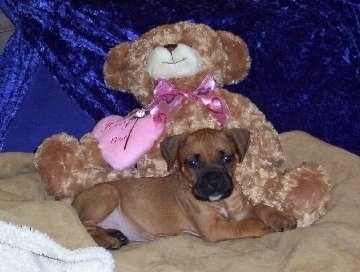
top-left (0, 0), bottom-right (359, 155)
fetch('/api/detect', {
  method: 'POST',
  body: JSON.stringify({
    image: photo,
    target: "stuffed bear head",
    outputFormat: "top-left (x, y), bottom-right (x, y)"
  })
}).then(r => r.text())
top-left (103, 21), bottom-right (251, 105)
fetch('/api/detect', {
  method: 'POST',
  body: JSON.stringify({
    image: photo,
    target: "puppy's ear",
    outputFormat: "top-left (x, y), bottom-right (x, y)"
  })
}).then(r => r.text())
top-left (160, 134), bottom-right (186, 171)
top-left (224, 128), bottom-right (250, 161)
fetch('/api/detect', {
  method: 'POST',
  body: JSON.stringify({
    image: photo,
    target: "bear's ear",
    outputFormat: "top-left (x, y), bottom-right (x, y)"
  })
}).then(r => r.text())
top-left (103, 42), bottom-right (132, 90)
top-left (217, 31), bottom-right (251, 84)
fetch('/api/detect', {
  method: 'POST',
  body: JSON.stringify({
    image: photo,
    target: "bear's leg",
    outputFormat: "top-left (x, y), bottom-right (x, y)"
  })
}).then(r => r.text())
top-left (281, 162), bottom-right (330, 227)
top-left (34, 133), bottom-right (88, 198)
top-left (80, 133), bottom-right (110, 168)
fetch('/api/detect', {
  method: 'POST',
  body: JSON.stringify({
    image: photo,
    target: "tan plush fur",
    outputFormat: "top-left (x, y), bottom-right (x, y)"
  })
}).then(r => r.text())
top-left (34, 22), bottom-right (330, 227)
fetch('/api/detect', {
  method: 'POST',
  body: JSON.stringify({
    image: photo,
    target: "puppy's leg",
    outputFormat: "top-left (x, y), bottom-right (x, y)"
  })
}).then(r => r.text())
top-left (72, 183), bottom-right (128, 249)
top-left (198, 205), bottom-right (297, 242)
top-left (237, 204), bottom-right (298, 232)
top-left (198, 217), bottom-right (273, 242)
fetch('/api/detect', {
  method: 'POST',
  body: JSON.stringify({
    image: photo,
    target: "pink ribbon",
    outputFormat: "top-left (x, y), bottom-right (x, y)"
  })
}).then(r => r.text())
top-left (148, 76), bottom-right (231, 126)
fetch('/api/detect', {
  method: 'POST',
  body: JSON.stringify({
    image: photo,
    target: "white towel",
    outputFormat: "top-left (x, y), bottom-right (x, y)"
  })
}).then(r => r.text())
top-left (0, 220), bottom-right (114, 272)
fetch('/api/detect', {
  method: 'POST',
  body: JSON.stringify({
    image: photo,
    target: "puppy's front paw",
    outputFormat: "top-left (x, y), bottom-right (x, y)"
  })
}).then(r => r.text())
top-left (265, 211), bottom-right (297, 232)
top-left (92, 227), bottom-right (129, 250)
top-left (106, 229), bottom-right (129, 249)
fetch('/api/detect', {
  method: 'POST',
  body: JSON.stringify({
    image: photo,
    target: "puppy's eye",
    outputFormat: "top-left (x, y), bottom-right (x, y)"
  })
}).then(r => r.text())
top-left (185, 154), bottom-right (200, 169)
top-left (186, 159), bottom-right (198, 168)
top-left (222, 154), bottom-right (233, 165)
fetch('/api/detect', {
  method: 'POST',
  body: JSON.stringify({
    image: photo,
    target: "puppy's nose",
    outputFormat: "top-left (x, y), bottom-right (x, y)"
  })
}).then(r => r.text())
top-left (202, 171), bottom-right (224, 191)
top-left (193, 169), bottom-right (233, 201)
top-left (164, 43), bottom-right (178, 53)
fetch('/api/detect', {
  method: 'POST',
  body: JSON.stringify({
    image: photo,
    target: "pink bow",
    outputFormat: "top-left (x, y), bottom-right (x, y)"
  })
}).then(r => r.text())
top-left (148, 76), bottom-right (231, 126)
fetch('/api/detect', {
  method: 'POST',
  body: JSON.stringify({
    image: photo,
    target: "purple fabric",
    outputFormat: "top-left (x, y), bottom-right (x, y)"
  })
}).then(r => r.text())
top-left (0, 0), bottom-right (359, 155)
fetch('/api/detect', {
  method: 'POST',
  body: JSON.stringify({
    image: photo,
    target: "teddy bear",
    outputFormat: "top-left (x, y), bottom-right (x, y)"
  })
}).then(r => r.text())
top-left (34, 21), bottom-right (330, 227)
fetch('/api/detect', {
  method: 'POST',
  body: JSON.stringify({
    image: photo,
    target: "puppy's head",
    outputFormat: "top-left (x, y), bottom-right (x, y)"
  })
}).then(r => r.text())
top-left (161, 128), bottom-right (250, 202)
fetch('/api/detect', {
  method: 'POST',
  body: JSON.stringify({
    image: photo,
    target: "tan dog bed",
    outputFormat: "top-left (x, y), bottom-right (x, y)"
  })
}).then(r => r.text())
top-left (0, 131), bottom-right (359, 271)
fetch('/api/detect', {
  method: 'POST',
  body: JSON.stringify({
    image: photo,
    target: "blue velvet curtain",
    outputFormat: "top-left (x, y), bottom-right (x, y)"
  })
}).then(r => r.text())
top-left (0, 0), bottom-right (359, 154)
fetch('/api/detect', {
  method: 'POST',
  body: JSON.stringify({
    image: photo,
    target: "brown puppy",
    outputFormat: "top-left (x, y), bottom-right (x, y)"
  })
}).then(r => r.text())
top-left (72, 128), bottom-right (297, 249)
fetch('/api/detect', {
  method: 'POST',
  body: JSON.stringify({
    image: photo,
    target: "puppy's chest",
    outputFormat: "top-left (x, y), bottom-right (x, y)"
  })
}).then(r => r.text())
top-left (219, 206), bottom-right (231, 219)
top-left (217, 194), bottom-right (247, 221)
top-left (98, 208), bottom-right (153, 242)
top-left (218, 205), bottom-right (241, 221)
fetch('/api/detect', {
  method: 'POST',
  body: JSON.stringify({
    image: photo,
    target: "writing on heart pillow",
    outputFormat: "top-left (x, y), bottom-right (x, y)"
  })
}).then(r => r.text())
top-left (93, 113), bottom-right (164, 170)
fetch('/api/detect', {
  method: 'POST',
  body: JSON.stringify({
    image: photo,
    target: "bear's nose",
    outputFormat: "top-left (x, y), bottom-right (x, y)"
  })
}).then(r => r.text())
top-left (163, 43), bottom-right (178, 53)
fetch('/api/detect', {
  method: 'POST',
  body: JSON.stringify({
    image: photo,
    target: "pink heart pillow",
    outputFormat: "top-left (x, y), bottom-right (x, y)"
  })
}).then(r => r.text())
top-left (93, 112), bottom-right (165, 170)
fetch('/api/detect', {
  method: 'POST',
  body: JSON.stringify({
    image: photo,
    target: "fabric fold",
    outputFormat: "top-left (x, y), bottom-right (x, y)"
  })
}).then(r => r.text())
top-left (0, 220), bottom-right (114, 272)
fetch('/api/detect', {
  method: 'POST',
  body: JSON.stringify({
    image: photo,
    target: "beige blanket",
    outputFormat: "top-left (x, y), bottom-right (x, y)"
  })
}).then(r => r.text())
top-left (1, 131), bottom-right (359, 272)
